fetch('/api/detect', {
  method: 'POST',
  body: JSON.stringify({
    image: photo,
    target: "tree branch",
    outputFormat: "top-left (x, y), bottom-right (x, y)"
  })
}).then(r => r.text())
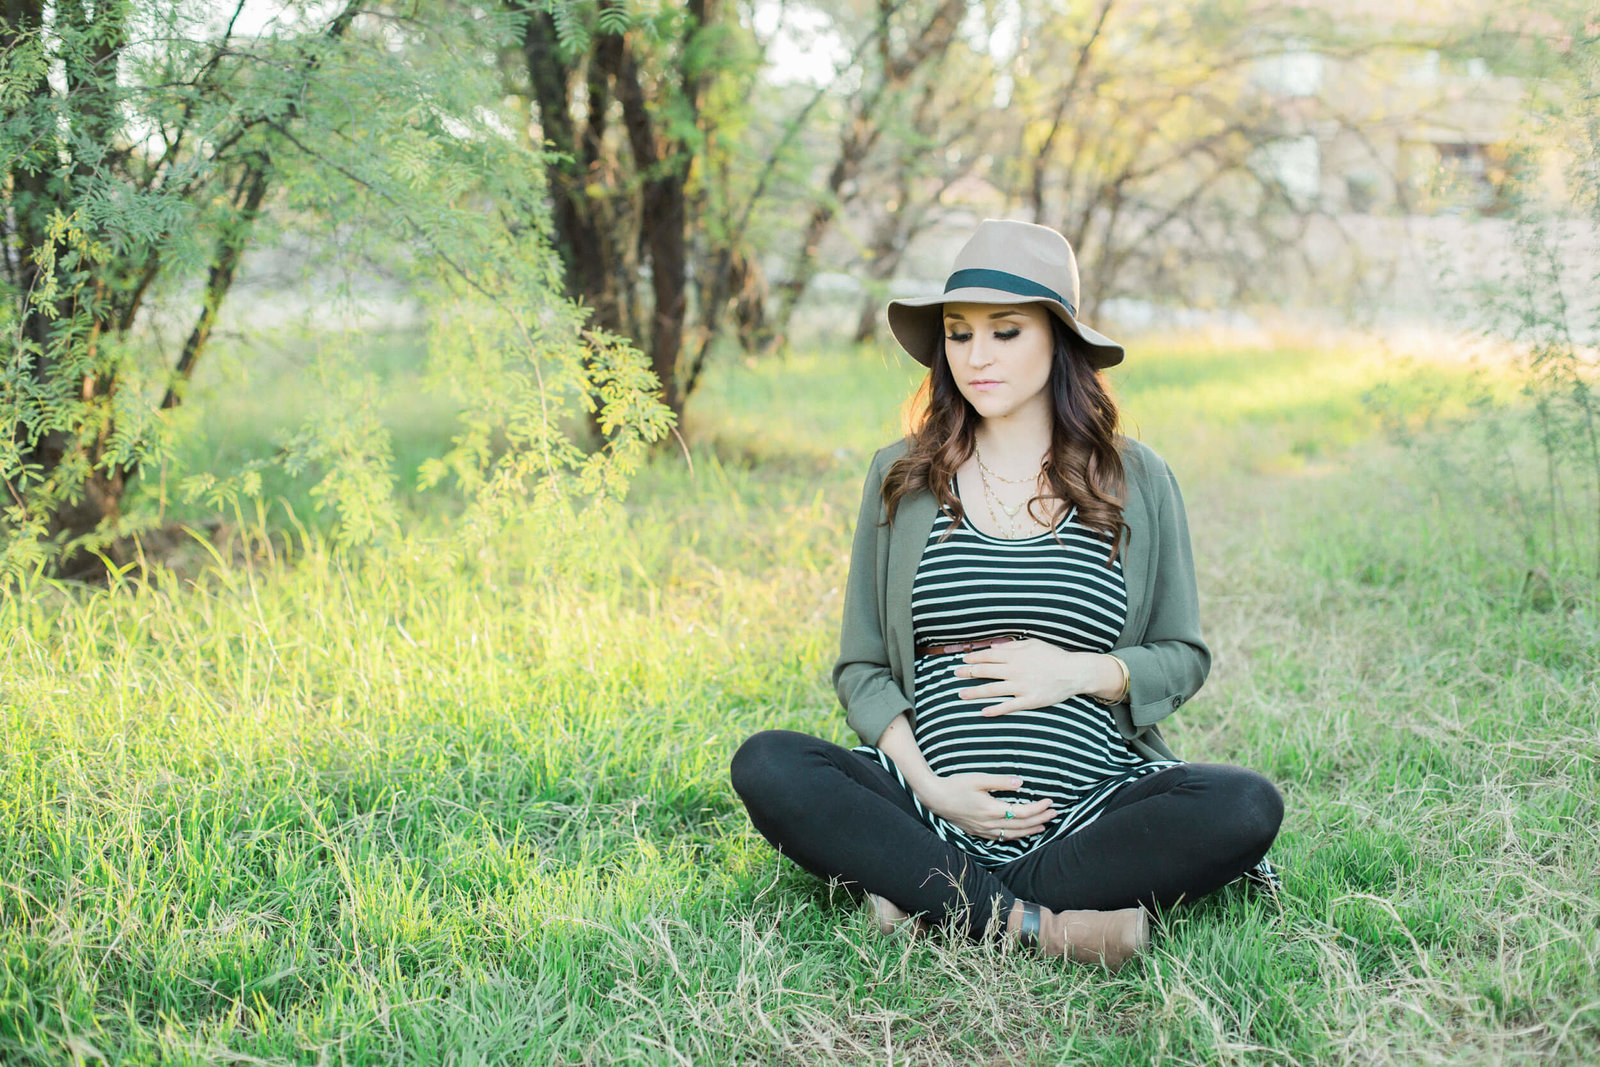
top-left (1029, 0), bottom-right (1116, 222)
top-left (156, 157), bottom-right (268, 413)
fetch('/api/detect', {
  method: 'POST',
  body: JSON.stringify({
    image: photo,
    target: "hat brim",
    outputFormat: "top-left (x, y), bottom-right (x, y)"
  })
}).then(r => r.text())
top-left (886, 287), bottom-right (1124, 370)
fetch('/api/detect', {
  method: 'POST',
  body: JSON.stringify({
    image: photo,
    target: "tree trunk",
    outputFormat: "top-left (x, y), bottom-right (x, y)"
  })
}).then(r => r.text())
top-left (7, 0), bottom-right (128, 574)
top-left (519, 8), bottom-right (627, 338)
top-left (611, 43), bottom-right (688, 416)
top-left (157, 157), bottom-right (271, 412)
top-left (1027, 0), bottom-right (1116, 223)
top-left (764, 0), bottom-right (964, 352)
top-left (3, 1), bottom-right (359, 575)
top-left (852, 204), bottom-right (912, 345)
top-left (847, 55), bottom-right (970, 347)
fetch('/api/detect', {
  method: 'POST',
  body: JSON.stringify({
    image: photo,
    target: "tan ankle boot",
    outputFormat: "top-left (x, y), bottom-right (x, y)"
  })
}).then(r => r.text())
top-left (868, 893), bottom-right (931, 937)
top-left (1013, 901), bottom-right (1150, 972)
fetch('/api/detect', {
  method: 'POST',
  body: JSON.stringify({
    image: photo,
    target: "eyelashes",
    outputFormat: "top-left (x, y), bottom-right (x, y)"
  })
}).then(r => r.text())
top-left (944, 328), bottom-right (1022, 343)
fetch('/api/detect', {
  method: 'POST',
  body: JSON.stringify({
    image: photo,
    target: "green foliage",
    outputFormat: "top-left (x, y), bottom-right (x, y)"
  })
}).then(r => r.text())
top-left (548, 0), bottom-right (592, 56)
top-left (1371, 13), bottom-right (1600, 591)
top-left (0, 1), bottom-right (672, 580)
top-left (241, 8), bottom-right (674, 561)
top-left (540, 1), bottom-right (677, 62)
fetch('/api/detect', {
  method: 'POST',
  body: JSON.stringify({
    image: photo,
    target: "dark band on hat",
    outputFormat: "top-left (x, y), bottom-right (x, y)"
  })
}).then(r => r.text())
top-left (943, 268), bottom-right (1076, 317)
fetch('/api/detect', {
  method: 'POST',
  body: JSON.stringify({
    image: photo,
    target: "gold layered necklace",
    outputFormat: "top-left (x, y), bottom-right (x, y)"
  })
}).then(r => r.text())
top-left (973, 443), bottom-right (1048, 539)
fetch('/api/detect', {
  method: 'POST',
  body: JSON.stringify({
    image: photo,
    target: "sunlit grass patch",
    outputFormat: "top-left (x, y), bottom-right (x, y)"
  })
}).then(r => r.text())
top-left (1110, 335), bottom-right (1510, 474)
top-left (2, 329), bottom-right (1597, 1063)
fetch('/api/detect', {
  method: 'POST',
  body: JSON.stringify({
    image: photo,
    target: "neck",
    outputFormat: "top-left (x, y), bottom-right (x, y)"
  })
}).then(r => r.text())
top-left (973, 411), bottom-right (1052, 473)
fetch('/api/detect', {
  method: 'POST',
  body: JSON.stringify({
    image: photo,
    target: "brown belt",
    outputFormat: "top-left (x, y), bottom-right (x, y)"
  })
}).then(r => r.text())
top-left (915, 634), bottom-right (1023, 658)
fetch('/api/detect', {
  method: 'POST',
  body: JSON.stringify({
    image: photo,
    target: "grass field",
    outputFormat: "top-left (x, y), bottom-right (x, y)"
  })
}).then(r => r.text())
top-left (2, 333), bottom-right (1598, 1065)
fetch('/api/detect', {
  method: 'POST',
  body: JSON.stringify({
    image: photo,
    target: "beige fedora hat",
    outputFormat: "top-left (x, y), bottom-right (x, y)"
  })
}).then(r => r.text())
top-left (886, 219), bottom-right (1124, 369)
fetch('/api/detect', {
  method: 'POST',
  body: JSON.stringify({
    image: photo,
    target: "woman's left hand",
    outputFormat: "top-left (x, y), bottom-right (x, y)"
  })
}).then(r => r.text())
top-left (955, 639), bottom-right (1116, 716)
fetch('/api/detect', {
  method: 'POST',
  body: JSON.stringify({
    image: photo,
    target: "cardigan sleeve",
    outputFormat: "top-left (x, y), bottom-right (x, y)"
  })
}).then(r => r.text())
top-left (832, 449), bottom-right (913, 746)
top-left (1113, 454), bottom-right (1212, 729)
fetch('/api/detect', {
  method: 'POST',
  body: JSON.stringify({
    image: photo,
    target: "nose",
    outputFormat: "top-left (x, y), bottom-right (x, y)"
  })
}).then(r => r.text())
top-left (967, 334), bottom-right (997, 369)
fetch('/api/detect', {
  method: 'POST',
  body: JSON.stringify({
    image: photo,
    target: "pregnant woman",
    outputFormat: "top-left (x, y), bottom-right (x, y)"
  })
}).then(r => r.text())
top-left (730, 219), bottom-right (1282, 970)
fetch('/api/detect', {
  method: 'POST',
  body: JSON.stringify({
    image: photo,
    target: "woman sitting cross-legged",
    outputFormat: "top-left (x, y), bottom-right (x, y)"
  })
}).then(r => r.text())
top-left (730, 219), bottom-right (1283, 970)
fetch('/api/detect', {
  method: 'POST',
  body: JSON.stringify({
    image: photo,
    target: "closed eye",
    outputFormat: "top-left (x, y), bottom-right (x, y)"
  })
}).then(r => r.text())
top-left (945, 331), bottom-right (973, 343)
top-left (994, 328), bottom-right (1021, 340)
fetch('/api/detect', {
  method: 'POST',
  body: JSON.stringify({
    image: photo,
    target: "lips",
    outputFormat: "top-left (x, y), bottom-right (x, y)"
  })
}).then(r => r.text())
top-left (969, 379), bottom-right (1002, 389)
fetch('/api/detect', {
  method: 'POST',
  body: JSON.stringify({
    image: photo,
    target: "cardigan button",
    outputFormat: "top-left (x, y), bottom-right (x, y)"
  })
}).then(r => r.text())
top-left (1171, 695), bottom-right (1183, 708)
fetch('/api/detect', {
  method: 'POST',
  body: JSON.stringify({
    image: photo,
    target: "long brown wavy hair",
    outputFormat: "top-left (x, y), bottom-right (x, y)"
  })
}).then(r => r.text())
top-left (881, 313), bottom-right (1129, 564)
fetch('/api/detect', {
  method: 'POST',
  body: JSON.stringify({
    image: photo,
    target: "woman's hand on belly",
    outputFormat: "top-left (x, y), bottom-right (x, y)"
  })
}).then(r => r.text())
top-left (920, 773), bottom-right (1056, 841)
top-left (954, 639), bottom-right (1125, 717)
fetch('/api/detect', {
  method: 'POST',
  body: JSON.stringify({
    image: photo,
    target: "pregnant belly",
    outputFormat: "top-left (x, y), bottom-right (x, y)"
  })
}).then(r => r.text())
top-left (913, 658), bottom-right (1141, 801)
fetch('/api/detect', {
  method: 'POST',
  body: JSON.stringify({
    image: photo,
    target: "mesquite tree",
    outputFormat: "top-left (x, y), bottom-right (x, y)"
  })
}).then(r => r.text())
top-left (1, 1), bottom-right (369, 575)
top-left (510, 0), bottom-right (763, 420)
top-left (762, 0), bottom-right (967, 351)
top-left (764, 0), bottom-right (1488, 339)
top-left (1, 1), bottom-right (671, 578)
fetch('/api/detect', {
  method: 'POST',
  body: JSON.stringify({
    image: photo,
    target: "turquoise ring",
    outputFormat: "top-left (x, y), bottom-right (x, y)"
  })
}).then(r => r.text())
top-left (1003, 809), bottom-right (1015, 820)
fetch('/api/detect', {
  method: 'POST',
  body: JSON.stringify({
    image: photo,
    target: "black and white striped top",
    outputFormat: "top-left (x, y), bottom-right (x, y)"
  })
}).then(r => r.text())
top-left (856, 485), bottom-right (1177, 867)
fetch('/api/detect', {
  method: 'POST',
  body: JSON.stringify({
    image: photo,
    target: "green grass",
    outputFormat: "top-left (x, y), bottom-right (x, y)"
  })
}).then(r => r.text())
top-left (2, 335), bottom-right (1597, 1064)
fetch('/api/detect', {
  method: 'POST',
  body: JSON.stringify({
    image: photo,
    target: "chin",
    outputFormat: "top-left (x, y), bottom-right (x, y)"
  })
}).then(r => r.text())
top-left (965, 398), bottom-right (1016, 420)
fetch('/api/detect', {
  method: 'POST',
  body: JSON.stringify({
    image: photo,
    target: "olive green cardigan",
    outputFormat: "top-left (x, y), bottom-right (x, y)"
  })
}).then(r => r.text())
top-left (831, 435), bottom-right (1209, 762)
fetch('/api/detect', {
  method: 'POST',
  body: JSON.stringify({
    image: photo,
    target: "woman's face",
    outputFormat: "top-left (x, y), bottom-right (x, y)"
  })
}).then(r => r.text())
top-left (941, 302), bottom-right (1056, 424)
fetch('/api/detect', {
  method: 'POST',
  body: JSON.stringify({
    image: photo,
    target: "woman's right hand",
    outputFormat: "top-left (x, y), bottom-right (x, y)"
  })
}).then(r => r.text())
top-left (918, 774), bottom-right (1056, 841)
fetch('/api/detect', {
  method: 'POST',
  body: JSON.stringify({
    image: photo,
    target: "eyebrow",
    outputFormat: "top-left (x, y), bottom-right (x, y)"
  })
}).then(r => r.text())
top-left (943, 310), bottom-right (1024, 322)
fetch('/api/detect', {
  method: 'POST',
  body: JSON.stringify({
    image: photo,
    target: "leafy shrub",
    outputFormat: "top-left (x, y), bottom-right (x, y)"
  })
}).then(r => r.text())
top-left (0, 1), bottom-right (672, 582)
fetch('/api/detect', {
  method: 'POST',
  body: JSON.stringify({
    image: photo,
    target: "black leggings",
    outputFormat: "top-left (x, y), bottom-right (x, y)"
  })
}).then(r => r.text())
top-left (730, 729), bottom-right (1283, 938)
